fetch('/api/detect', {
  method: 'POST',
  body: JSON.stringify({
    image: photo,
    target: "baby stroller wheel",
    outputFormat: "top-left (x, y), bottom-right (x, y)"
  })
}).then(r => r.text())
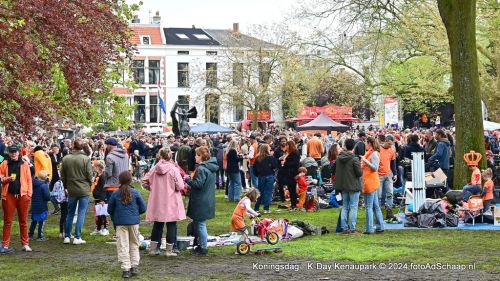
top-left (236, 242), bottom-right (250, 255)
top-left (266, 232), bottom-right (279, 245)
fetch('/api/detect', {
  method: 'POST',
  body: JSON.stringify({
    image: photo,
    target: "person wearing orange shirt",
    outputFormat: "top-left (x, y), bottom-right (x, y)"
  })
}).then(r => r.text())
top-left (246, 135), bottom-right (259, 188)
top-left (307, 133), bottom-right (324, 165)
top-left (361, 137), bottom-right (384, 234)
top-left (34, 146), bottom-right (53, 182)
top-left (462, 151), bottom-right (482, 202)
top-left (481, 168), bottom-right (494, 212)
top-left (377, 135), bottom-right (397, 220)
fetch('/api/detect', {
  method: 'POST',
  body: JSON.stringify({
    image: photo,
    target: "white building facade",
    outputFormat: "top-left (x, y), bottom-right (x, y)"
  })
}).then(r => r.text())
top-left (114, 17), bottom-right (283, 133)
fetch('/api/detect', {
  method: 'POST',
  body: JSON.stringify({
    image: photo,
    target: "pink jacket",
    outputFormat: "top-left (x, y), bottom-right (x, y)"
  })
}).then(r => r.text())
top-left (142, 160), bottom-right (186, 222)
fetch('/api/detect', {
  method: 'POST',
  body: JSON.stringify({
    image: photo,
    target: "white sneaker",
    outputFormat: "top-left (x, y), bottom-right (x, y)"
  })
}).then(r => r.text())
top-left (73, 238), bottom-right (86, 245)
top-left (90, 229), bottom-right (100, 236)
top-left (100, 229), bottom-right (109, 236)
top-left (63, 237), bottom-right (71, 244)
top-left (22, 245), bottom-right (32, 252)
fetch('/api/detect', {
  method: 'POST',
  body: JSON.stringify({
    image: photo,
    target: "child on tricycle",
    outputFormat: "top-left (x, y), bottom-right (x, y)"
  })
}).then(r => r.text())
top-left (230, 188), bottom-right (281, 255)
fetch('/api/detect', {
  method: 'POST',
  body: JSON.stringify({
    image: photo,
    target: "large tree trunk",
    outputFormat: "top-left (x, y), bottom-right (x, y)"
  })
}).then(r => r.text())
top-left (437, 0), bottom-right (486, 189)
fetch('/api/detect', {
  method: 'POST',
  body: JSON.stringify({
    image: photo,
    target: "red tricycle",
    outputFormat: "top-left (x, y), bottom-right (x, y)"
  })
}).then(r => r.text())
top-left (236, 217), bottom-right (282, 255)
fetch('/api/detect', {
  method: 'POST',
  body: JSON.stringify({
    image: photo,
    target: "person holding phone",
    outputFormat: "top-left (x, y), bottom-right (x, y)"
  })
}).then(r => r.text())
top-left (0, 145), bottom-right (33, 253)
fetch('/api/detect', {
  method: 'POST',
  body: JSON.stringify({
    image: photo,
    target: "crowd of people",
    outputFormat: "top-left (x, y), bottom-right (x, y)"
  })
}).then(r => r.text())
top-left (0, 125), bottom-right (498, 277)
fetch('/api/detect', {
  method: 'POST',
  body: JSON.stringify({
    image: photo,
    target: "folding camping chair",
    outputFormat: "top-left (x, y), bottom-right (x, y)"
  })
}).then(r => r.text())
top-left (460, 196), bottom-right (484, 226)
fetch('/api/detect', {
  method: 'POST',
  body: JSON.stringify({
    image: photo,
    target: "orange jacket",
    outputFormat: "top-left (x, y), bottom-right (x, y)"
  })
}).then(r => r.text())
top-left (249, 143), bottom-right (259, 165)
top-left (34, 150), bottom-right (53, 181)
top-left (0, 160), bottom-right (33, 199)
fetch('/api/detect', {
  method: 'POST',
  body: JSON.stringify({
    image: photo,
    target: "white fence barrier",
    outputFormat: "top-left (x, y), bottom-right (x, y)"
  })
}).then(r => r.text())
top-left (411, 152), bottom-right (426, 212)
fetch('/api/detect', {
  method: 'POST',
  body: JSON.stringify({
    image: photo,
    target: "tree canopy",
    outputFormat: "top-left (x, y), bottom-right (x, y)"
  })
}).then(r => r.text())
top-left (0, 0), bottom-right (139, 132)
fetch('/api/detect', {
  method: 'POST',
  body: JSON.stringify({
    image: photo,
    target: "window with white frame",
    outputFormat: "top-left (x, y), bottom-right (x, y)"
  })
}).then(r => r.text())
top-left (178, 63), bottom-right (189, 87)
top-left (141, 36), bottom-right (151, 45)
top-left (148, 60), bottom-right (160, 85)
top-left (134, 96), bottom-right (146, 123)
top-left (132, 60), bottom-right (145, 84)
top-left (206, 63), bottom-right (217, 88)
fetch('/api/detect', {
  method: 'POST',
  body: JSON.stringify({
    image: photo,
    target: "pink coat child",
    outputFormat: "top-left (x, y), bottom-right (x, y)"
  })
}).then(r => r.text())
top-left (142, 160), bottom-right (186, 222)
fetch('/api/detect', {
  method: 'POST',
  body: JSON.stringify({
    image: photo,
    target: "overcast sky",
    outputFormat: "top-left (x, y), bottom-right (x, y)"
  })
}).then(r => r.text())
top-left (126, 0), bottom-right (299, 32)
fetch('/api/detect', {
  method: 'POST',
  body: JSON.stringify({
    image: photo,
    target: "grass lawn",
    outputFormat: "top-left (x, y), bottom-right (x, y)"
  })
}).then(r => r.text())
top-left (0, 187), bottom-right (499, 280)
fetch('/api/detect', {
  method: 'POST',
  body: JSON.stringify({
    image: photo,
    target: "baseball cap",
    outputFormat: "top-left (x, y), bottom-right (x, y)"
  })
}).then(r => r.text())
top-left (105, 138), bottom-right (119, 146)
top-left (8, 145), bottom-right (20, 152)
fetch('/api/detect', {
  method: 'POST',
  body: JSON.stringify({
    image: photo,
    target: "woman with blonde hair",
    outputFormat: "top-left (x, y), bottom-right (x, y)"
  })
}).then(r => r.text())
top-left (361, 137), bottom-right (384, 234)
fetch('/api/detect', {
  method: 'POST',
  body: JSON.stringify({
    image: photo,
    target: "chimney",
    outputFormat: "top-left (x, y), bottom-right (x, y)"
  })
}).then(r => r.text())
top-left (131, 15), bottom-right (140, 23)
top-left (232, 23), bottom-right (240, 34)
top-left (152, 11), bottom-right (161, 24)
top-left (192, 25), bottom-right (196, 29)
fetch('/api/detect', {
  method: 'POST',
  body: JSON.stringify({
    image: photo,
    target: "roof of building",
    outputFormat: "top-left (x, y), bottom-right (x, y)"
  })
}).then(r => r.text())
top-left (130, 25), bottom-right (163, 45)
top-left (203, 29), bottom-right (277, 48)
top-left (163, 28), bottom-right (220, 46)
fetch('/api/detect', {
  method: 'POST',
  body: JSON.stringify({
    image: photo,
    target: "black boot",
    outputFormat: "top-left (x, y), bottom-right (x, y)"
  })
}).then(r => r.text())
top-left (122, 271), bottom-right (131, 278)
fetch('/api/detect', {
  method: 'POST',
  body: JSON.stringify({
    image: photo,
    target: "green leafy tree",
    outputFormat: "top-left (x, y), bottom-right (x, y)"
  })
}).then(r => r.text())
top-left (0, 0), bottom-right (140, 133)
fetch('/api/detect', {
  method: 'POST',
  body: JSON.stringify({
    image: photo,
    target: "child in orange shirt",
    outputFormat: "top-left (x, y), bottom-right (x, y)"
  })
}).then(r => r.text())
top-left (231, 188), bottom-right (260, 234)
top-left (463, 164), bottom-right (481, 202)
top-left (481, 168), bottom-right (494, 211)
top-left (295, 167), bottom-right (310, 211)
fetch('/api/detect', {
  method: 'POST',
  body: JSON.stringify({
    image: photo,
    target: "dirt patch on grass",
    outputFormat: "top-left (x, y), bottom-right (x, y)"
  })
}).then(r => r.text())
top-left (2, 239), bottom-right (498, 281)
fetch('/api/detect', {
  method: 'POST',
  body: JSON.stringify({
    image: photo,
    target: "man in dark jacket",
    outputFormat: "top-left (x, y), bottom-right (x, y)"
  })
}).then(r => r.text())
top-left (60, 139), bottom-right (93, 245)
top-left (175, 138), bottom-right (191, 172)
top-left (428, 129), bottom-right (451, 175)
top-left (353, 131), bottom-right (366, 158)
top-left (404, 134), bottom-right (425, 159)
top-left (423, 130), bottom-right (437, 159)
top-left (273, 136), bottom-right (288, 202)
top-left (333, 139), bottom-right (363, 234)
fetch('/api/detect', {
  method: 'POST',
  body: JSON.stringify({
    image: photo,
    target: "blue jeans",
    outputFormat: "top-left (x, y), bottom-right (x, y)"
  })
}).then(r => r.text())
top-left (65, 196), bottom-right (89, 239)
top-left (463, 185), bottom-right (481, 201)
top-left (254, 175), bottom-right (275, 211)
top-left (29, 220), bottom-right (45, 238)
top-left (378, 175), bottom-right (393, 209)
top-left (340, 191), bottom-right (360, 231)
top-left (248, 165), bottom-right (258, 188)
top-left (364, 191), bottom-right (384, 233)
top-left (194, 220), bottom-right (207, 250)
top-left (228, 172), bottom-right (242, 202)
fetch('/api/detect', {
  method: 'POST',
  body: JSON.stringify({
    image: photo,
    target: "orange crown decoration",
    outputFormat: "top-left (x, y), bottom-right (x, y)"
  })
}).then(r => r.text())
top-left (463, 150), bottom-right (482, 166)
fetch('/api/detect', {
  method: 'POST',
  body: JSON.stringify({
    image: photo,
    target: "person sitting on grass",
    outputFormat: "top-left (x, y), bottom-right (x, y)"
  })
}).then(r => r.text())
top-left (29, 170), bottom-right (51, 241)
top-left (295, 167), bottom-right (310, 212)
top-left (231, 188), bottom-right (260, 243)
top-left (108, 171), bottom-right (147, 279)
